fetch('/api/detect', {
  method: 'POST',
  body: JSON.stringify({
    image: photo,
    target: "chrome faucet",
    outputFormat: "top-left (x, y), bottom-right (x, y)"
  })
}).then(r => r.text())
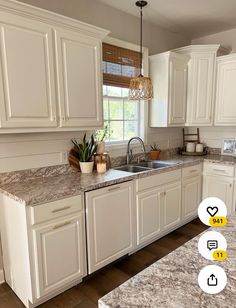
top-left (126, 137), bottom-right (146, 165)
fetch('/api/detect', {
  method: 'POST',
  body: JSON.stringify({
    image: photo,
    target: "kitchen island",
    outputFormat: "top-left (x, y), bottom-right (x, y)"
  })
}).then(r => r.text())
top-left (99, 215), bottom-right (236, 308)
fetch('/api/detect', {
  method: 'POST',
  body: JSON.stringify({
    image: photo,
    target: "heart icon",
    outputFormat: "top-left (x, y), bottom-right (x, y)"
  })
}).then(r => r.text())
top-left (207, 206), bottom-right (219, 217)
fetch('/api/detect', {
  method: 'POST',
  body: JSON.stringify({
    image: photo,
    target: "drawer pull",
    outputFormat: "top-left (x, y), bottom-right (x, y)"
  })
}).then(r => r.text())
top-left (108, 186), bottom-right (121, 192)
top-left (212, 169), bottom-right (226, 172)
top-left (53, 221), bottom-right (71, 229)
top-left (52, 206), bottom-right (71, 213)
top-left (190, 170), bottom-right (198, 173)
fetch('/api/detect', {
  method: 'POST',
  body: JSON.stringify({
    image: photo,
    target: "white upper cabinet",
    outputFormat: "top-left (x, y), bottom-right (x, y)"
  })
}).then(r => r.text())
top-left (55, 29), bottom-right (103, 128)
top-left (215, 54), bottom-right (236, 126)
top-left (0, 12), bottom-right (57, 128)
top-left (149, 51), bottom-right (189, 127)
top-left (0, 0), bottom-right (108, 132)
top-left (174, 45), bottom-right (229, 126)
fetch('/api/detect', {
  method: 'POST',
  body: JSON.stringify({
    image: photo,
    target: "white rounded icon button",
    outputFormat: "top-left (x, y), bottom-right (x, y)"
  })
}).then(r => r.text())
top-left (198, 231), bottom-right (227, 260)
top-left (198, 197), bottom-right (227, 226)
top-left (198, 265), bottom-right (227, 294)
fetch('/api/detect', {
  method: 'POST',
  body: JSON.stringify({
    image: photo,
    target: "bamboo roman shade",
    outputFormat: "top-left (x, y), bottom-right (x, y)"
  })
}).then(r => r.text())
top-left (102, 43), bottom-right (141, 88)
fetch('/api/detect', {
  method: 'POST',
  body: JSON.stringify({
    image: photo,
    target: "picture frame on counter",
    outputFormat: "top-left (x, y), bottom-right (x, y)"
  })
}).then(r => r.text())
top-left (221, 139), bottom-right (236, 156)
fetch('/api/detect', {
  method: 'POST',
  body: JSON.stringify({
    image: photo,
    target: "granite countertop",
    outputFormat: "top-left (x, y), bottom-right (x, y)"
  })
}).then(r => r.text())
top-left (0, 154), bottom-right (235, 206)
top-left (99, 215), bottom-right (236, 308)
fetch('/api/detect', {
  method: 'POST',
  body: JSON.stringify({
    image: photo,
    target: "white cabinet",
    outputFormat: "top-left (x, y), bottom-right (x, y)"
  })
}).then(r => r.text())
top-left (136, 188), bottom-right (161, 246)
top-left (55, 29), bottom-right (103, 128)
top-left (203, 162), bottom-right (234, 214)
top-left (136, 170), bottom-right (182, 248)
top-left (203, 175), bottom-right (234, 214)
top-left (0, 0), bottom-right (108, 132)
top-left (149, 51), bottom-right (189, 127)
top-left (0, 194), bottom-right (86, 307)
top-left (0, 12), bottom-right (57, 128)
top-left (86, 181), bottom-right (134, 274)
top-left (174, 45), bottom-right (229, 126)
top-left (215, 54), bottom-right (236, 125)
top-left (182, 176), bottom-right (201, 221)
top-left (182, 164), bottom-right (202, 222)
top-left (32, 214), bottom-right (85, 298)
top-left (162, 181), bottom-right (181, 231)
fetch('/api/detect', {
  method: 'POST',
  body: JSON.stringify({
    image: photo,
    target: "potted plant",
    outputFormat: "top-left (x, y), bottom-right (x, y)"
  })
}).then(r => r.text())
top-left (94, 126), bottom-right (108, 154)
top-left (149, 143), bottom-right (161, 160)
top-left (71, 133), bottom-right (96, 173)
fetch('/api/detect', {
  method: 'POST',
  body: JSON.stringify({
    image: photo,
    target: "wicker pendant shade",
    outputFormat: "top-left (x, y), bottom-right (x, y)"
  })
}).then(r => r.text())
top-left (129, 1), bottom-right (153, 101)
top-left (129, 75), bottom-right (153, 100)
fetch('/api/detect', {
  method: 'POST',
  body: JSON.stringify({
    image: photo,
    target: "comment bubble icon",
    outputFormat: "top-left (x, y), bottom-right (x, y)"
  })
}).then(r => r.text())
top-left (207, 240), bottom-right (218, 251)
top-left (198, 231), bottom-right (227, 260)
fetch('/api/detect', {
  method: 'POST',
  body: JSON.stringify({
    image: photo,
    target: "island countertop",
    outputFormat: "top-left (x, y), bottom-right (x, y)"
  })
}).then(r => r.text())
top-left (0, 154), bottom-right (235, 206)
top-left (99, 215), bottom-right (236, 308)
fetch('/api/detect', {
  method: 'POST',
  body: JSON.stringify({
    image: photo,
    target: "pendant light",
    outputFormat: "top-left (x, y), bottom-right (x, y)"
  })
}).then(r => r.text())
top-left (129, 0), bottom-right (153, 101)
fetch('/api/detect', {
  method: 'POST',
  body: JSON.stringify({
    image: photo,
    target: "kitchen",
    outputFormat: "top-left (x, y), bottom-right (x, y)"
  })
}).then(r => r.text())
top-left (0, 0), bottom-right (236, 307)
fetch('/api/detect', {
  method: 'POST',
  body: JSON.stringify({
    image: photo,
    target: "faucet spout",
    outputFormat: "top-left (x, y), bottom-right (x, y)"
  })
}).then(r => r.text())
top-left (126, 137), bottom-right (146, 165)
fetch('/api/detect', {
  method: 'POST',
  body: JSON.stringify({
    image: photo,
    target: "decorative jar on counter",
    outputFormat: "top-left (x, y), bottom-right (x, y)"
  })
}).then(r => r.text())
top-left (94, 153), bottom-right (110, 173)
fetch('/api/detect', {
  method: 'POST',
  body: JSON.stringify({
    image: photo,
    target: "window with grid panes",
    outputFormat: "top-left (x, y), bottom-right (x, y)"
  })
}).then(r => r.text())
top-left (102, 43), bottom-right (141, 142)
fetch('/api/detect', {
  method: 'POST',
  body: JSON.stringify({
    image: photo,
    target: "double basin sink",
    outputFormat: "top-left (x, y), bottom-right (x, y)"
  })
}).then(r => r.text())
top-left (115, 160), bottom-right (178, 173)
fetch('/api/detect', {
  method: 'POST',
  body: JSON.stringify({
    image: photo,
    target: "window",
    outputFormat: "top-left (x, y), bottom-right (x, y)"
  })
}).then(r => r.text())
top-left (102, 43), bottom-right (142, 143)
top-left (103, 85), bottom-right (140, 142)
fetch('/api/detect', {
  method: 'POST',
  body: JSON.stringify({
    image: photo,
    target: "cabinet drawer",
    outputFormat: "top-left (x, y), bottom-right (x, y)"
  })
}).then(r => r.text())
top-left (204, 162), bottom-right (234, 177)
top-left (30, 195), bottom-right (82, 225)
top-left (182, 164), bottom-right (201, 179)
top-left (136, 170), bottom-right (181, 192)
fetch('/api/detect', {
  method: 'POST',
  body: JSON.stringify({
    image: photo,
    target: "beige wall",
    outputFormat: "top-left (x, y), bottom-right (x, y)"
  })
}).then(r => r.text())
top-left (18, 0), bottom-right (189, 55)
top-left (192, 28), bottom-right (236, 52)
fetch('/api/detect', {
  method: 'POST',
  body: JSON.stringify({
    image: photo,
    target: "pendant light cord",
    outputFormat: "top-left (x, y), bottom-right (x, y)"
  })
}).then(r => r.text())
top-left (139, 5), bottom-right (143, 76)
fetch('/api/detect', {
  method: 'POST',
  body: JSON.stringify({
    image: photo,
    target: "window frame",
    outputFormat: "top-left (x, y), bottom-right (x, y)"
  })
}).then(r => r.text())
top-left (102, 36), bottom-right (149, 148)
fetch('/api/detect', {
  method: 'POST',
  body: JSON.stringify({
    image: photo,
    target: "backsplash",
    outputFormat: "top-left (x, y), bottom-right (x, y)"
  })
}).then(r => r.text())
top-left (0, 148), bottom-right (180, 186)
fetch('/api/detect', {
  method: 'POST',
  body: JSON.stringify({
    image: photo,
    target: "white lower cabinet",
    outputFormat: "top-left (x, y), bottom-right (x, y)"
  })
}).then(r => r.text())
top-left (162, 181), bottom-right (181, 231)
top-left (136, 170), bottom-right (182, 248)
top-left (182, 175), bottom-right (201, 221)
top-left (0, 195), bottom-right (86, 307)
top-left (85, 181), bottom-right (134, 274)
top-left (203, 175), bottom-right (234, 214)
top-left (203, 162), bottom-right (234, 214)
top-left (136, 188), bottom-right (161, 246)
top-left (32, 214), bottom-right (85, 298)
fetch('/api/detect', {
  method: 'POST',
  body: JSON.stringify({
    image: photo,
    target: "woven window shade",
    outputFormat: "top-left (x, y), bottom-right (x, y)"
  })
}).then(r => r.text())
top-left (103, 43), bottom-right (141, 88)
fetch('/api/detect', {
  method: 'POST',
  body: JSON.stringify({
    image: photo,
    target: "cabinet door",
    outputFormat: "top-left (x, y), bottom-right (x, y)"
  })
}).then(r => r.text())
top-left (162, 181), bottom-right (181, 231)
top-left (168, 58), bottom-right (187, 125)
top-left (0, 13), bottom-right (57, 128)
top-left (32, 214), bottom-right (86, 298)
top-left (203, 175), bottom-right (233, 215)
top-left (215, 57), bottom-right (236, 125)
top-left (86, 182), bottom-right (134, 274)
top-left (182, 176), bottom-right (201, 221)
top-left (136, 188), bottom-right (161, 246)
top-left (55, 28), bottom-right (103, 128)
top-left (187, 53), bottom-right (215, 125)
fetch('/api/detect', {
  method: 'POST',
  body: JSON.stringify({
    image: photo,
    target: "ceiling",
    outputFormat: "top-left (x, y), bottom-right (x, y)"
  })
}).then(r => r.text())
top-left (97, 0), bottom-right (236, 38)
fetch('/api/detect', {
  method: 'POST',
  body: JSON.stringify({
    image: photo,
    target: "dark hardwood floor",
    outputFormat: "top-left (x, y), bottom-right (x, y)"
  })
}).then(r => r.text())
top-left (0, 219), bottom-right (208, 308)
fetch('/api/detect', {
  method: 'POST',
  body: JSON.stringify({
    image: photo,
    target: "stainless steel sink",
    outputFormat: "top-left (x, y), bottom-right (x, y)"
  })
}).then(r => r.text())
top-left (136, 160), bottom-right (178, 169)
top-left (114, 165), bottom-right (152, 173)
top-left (114, 161), bottom-right (179, 173)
